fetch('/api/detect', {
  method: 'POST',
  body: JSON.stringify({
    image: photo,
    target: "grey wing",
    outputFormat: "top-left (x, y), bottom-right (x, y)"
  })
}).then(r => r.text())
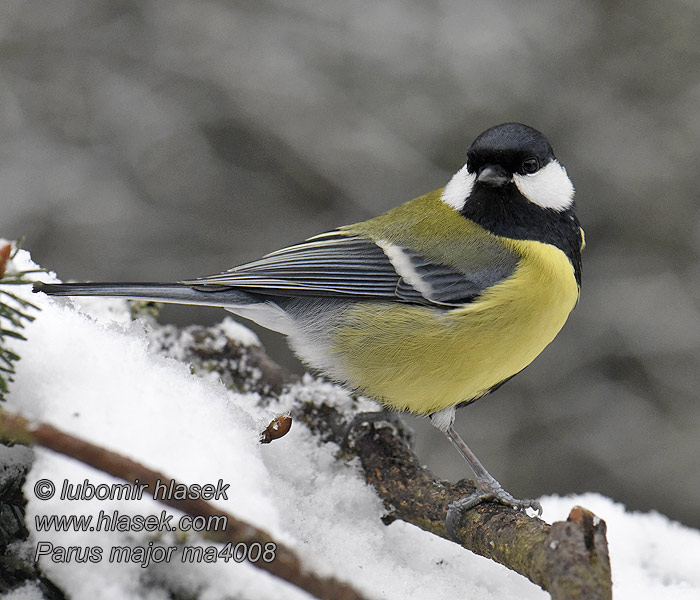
top-left (182, 231), bottom-right (516, 307)
top-left (390, 245), bottom-right (516, 305)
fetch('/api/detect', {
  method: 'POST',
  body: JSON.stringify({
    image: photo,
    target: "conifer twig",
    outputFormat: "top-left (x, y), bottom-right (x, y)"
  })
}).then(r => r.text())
top-left (0, 242), bottom-right (39, 400)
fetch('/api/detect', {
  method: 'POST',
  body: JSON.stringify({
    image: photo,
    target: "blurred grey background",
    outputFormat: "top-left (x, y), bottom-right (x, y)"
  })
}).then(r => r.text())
top-left (3, 1), bottom-right (700, 527)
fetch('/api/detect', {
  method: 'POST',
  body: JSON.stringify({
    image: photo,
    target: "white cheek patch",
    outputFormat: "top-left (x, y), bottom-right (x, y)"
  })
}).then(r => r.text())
top-left (441, 164), bottom-right (476, 211)
top-left (513, 160), bottom-right (575, 211)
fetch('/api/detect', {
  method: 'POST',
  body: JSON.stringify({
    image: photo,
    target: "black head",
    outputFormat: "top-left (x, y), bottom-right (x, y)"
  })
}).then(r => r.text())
top-left (466, 123), bottom-right (556, 181)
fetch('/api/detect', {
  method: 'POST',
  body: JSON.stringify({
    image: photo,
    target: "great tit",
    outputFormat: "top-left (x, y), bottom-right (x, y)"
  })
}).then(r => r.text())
top-left (34, 122), bottom-right (583, 532)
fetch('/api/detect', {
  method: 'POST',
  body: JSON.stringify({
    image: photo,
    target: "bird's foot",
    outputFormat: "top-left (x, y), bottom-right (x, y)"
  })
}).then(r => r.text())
top-left (445, 486), bottom-right (542, 539)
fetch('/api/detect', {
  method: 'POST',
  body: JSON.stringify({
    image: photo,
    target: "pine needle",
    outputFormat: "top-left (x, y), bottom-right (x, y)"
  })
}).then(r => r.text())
top-left (0, 241), bottom-right (40, 401)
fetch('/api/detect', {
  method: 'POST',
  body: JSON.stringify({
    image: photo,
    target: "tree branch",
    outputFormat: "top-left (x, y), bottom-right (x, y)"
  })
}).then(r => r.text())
top-left (340, 419), bottom-right (611, 600)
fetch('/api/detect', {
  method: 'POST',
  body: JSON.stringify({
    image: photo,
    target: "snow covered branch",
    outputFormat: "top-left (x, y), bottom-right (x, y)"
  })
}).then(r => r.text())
top-left (1, 314), bottom-right (613, 598)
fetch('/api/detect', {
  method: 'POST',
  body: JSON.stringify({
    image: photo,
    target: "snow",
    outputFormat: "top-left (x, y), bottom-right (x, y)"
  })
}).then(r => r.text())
top-left (2, 247), bottom-right (700, 600)
top-left (217, 317), bottom-right (261, 347)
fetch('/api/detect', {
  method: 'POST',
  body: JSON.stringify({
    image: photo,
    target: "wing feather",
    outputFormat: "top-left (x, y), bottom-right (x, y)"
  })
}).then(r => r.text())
top-left (182, 232), bottom-right (516, 306)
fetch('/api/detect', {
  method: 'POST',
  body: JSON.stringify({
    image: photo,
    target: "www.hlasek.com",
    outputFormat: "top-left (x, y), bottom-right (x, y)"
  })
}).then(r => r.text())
top-left (32, 477), bottom-right (276, 567)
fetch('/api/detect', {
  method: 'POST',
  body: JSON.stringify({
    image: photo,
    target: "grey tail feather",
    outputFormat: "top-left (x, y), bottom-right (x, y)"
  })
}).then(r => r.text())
top-left (32, 281), bottom-right (258, 308)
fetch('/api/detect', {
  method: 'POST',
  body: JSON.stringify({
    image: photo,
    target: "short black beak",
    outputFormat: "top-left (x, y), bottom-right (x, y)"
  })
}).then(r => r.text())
top-left (477, 165), bottom-right (511, 187)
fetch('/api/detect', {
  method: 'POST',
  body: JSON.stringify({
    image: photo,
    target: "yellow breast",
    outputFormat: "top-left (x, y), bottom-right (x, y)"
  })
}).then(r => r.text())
top-left (330, 239), bottom-right (579, 415)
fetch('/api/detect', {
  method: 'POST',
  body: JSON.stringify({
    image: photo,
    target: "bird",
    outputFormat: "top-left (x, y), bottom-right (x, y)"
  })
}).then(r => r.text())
top-left (34, 122), bottom-right (583, 535)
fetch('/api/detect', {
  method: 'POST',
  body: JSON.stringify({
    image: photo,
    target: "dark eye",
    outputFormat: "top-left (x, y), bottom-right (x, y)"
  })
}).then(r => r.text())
top-left (522, 158), bottom-right (539, 174)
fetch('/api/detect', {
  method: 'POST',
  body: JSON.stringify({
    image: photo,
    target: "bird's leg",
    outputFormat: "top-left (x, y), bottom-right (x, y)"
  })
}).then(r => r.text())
top-left (429, 410), bottom-right (541, 538)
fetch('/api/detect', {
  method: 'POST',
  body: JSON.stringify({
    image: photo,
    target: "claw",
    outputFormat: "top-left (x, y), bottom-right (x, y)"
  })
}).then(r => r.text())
top-left (436, 422), bottom-right (544, 539)
top-left (445, 489), bottom-right (542, 539)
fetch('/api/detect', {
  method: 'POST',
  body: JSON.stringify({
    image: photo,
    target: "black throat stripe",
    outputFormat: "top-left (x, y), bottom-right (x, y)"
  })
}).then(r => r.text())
top-left (460, 183), bottom-right (582, 285)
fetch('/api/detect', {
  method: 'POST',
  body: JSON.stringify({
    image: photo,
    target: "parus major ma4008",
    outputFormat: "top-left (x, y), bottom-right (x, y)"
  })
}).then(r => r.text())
top-left (34, 122), bottom-right (584, 533)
